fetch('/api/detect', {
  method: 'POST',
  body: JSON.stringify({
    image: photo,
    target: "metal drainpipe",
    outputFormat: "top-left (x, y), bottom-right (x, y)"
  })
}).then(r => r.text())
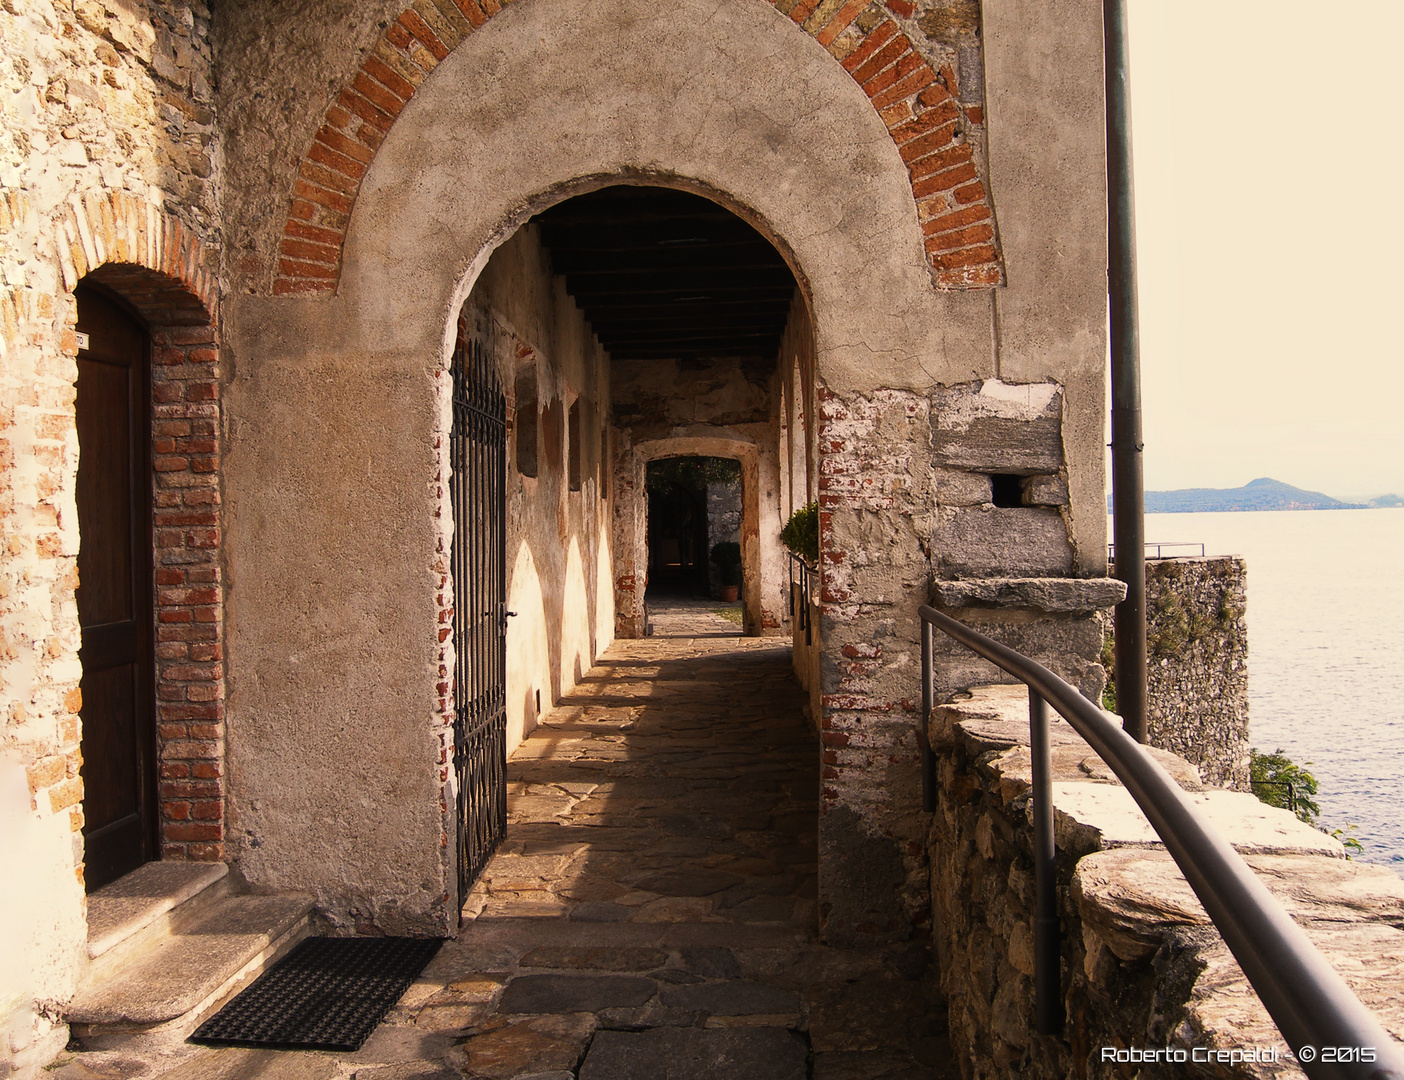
top-left (1105, 0), bottom-right (1148, 743)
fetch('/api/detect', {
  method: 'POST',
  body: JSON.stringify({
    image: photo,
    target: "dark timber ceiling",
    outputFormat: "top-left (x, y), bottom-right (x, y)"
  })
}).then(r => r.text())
top-left (532, 186), bottom-right (797, 362)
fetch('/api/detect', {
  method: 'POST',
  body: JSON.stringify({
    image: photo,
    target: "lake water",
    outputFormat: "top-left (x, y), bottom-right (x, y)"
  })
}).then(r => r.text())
top-left (1114, 510), bottom-right (1404, 876)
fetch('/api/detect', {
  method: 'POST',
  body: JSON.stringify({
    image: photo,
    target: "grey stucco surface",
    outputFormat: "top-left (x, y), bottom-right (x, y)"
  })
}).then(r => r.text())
top-left (220, 0), bottom-right (1113, 935)
top-left (982, 0), bottom-right (1109, 573)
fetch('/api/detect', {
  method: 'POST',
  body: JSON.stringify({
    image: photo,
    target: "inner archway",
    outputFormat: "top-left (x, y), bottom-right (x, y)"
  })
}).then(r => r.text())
top-left (645, 456), bottom-right (743, 603)
top-left (453, 182), bottom-right (812, 763)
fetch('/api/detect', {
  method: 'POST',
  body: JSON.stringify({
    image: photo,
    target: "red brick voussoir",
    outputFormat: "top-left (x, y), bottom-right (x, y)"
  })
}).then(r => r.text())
top-left (272, 0), bottom-right (1004, 296)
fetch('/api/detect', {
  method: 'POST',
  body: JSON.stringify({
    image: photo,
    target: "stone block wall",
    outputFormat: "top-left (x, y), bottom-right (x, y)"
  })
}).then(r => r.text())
top-left (705, 480), bottom-right (742, 597)
top-left (2, 3), bottom-right (223, 1070)
top-left (814, 377), bottom-right (1117, 946)
top-left (1143, 556), bottom-right (1249, 790)
top-left (927, 685), bottom-right (1404, 1079)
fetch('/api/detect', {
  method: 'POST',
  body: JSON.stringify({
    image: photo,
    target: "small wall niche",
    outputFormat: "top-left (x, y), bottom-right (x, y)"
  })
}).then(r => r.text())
top-left (599, 425), bottom-right (610, 500)
top-left (515, 367), bottom-right (538, 478)
top-left (567, 399), bottom-right (582, 491)
top-left (990, 473), bottom-right (1024, 508)
top-left (542, 398), bottom-right (564, 472)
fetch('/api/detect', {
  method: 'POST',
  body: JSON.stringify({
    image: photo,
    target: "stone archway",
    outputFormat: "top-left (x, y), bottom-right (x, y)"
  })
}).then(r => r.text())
top-left (269, 0), bottom-right (1004, 296)
top-left (222, 0), bottom-right (986, 935)
top-left (621, 437), bottom-right (774, 639)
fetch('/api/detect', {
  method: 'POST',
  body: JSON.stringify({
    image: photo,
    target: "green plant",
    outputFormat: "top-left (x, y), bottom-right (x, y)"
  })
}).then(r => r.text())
top-left (1249, 747), bottom-right (1320, 824)
top-left (710, 541), bottom-right (742, 586)
top-left (1328, 824), bottom-right (1365, 857)
top-left (646, 456), bottom-right (741, 493)
top-left (1099, 627), bottom-right (1117, 713)
top-left (780, 501), bottom-right (819, 565)
top-left (713, 607), bottom-right (743, 625)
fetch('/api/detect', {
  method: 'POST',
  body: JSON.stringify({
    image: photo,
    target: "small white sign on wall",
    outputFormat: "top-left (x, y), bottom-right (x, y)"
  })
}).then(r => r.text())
top-left (75, 332), bottom-right (90, 351)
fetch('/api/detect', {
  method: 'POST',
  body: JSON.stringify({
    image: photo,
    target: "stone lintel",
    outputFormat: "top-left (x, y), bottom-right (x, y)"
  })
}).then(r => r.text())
top-left (931, 576), bottom-right (1127, 614)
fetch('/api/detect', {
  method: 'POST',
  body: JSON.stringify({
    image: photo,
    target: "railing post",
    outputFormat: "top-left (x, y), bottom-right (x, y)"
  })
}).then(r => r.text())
top-left (1029, 690), bottom-right (1064, 1035)
top-left (920, 619), bottom-right (935, 812)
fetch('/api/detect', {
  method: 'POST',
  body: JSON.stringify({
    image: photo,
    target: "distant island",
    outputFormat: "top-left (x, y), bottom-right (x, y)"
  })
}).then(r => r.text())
top-left (1107, 477), bottom-right (1403, 513)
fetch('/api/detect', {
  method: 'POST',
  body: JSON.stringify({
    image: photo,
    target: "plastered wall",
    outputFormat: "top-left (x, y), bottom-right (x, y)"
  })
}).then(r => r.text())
top-left (464, 225), bottom-right (615, 755)
top-left (1, 14), bottom-right (1121, 1064)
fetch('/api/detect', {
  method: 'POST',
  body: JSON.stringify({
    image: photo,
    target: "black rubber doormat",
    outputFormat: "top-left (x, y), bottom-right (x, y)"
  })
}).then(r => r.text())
top-left (189, 936), bottom-right (443, 1051)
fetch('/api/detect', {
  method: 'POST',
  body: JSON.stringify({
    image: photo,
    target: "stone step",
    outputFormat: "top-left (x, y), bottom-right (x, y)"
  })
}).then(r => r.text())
top-left (85, 861), bottom-right (232, 983)
top-left (67, 890), bottom-right (314, 1050)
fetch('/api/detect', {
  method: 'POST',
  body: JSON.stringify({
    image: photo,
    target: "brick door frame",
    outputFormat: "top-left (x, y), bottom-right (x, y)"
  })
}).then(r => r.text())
top-left (57, 193), bottom-right (227, 870)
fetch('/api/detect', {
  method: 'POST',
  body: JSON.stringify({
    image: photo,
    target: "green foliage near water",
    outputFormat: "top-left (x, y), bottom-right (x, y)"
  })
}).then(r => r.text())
top-left (1249, 749), bottom-right (1364, 854)
top-left (1249, 747), bottom-right (1321, 823)
top-left (781, 501), bottom-right (819, 565)
top-left (1099, 628), bottom-right (1117, 713)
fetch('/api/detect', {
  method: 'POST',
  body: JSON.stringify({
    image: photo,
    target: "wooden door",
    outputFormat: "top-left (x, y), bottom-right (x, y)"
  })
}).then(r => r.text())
top-left (75, 284), bottom-right (157, 891)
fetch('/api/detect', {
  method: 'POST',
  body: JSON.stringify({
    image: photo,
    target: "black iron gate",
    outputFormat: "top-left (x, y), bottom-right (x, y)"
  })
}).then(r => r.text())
top-left (450, 334), bottom-right (508, 909)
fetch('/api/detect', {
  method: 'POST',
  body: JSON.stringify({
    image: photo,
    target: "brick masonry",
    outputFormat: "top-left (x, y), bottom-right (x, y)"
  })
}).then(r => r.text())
top-left (271, 0), bottom-right (1005, 296)
top-left (6, 202), bottom-right (224, 862)
top-left (48, 190), bottom-right (225, 865)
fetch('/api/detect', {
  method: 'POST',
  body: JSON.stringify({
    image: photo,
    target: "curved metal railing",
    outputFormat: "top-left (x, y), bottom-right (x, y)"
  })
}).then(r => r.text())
top-left (919, 603), bottom-right (1404, 1080)
top-left (786, 551), bottom-right (818, 645)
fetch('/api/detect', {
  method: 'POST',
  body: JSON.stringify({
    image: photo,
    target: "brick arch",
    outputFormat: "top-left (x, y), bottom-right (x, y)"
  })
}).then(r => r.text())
top-left (274, 0), bottom-right (1004, 297)
top-left (56, 190), bottom-right (228, 865)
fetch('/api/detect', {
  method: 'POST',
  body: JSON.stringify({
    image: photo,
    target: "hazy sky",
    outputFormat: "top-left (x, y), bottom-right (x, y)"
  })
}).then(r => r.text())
top-left (1125, 1), bottom-right (1404, 499)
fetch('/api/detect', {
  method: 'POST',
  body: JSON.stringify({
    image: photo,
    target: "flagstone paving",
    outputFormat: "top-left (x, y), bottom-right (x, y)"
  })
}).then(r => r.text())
top-left (49, 607), bottom-right (952, 1080)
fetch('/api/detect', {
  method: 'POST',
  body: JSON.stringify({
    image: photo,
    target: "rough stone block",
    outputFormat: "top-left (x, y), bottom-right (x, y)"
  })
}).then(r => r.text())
top-left (657, 981), bottom-right (802, 1016)
top-left (496, 975), bottom-right (656, 1014)
top-left (930, 380), bottom-right (1062, 473)
top-left (1073, 848), bottom-right (1404, 962)
top-left (932, 467), bottom-right (991, 506)
top-left (931, 576), bottom-right (1125, 613)
top-left (444, 1014), bottom-right (597, 1079)
top-left (1021, 473), bottom-right (1066, 506)
top-left (934, 507), bottom-right (1072, 577)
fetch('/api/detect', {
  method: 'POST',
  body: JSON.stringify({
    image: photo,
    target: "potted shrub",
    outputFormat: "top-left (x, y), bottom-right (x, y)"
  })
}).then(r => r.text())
top-left (710, 541), bottom-right (742, 601)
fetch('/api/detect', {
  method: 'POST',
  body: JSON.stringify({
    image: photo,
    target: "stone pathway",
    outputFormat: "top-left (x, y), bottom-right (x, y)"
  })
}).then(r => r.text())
top-left (50, 609), bottom-right (951, 1080)
top-left (643, 596), bottom-right (743, 638)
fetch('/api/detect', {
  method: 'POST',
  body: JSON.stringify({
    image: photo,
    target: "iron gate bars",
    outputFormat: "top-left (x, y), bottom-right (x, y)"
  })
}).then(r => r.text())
top-left (450, 336), bottom-right (508, 911)
top-left (918, 604), bottom-right (1404, 1078)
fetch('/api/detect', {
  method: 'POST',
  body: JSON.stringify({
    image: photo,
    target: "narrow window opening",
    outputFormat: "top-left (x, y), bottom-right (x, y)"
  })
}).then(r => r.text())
top-left (568, 399), bottom-right (582, 491)
top-left (599, 425), bottom-right (610, 500)
top-left (991, 473), bottom-right (1024, 508)
top-left (542, 398), bottom-right (563, 473)
top-left (514, 367), bottom-right (538, 478)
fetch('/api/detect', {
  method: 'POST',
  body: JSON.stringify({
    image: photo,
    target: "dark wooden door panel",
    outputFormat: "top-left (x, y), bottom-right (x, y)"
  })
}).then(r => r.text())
top-left (75, 285), bottom-right (157, 892)
top-left (75, 357), bottom-right (135, 626)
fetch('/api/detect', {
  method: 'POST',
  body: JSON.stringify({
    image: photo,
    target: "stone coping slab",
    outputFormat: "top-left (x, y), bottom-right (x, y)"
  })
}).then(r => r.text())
top-left (1073, 848), bottom-right (1404, 963)
top-left (931, 577), bottom-right (1127, 613)
top-left (933, 683), bottom-right (1344, 860)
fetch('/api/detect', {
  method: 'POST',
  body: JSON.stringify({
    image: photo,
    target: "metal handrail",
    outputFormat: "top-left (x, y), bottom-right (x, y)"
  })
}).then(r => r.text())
top-left (1108, 541), bottom-right (1207, 559)
top-left (919, 603), bottom-right (1404, 1079)
top-left (786, 551), bottom-right (817, 646)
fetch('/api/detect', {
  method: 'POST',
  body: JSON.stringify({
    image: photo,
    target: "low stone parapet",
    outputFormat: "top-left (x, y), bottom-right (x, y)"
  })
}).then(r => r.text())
top-left (928, 685), bottom-right (1404, 1079)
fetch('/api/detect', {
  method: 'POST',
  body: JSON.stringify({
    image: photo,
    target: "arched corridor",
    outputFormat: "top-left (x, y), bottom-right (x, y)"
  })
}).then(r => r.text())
top-left (437, 630), bottom-right (951, 1078)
